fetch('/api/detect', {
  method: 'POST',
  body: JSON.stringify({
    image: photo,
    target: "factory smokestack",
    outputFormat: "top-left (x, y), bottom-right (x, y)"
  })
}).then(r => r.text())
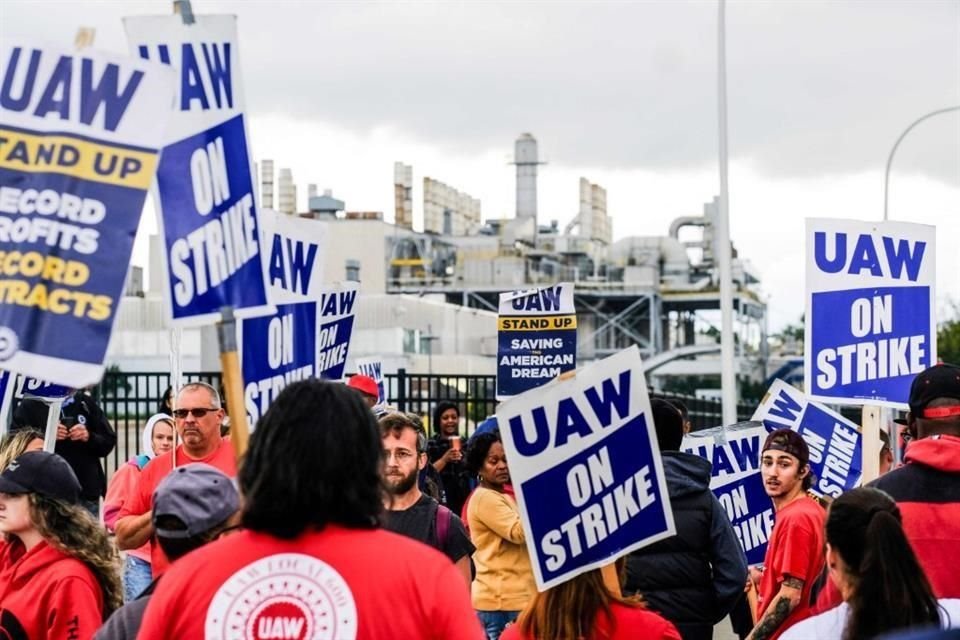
top-left (513, 133), bottom-right (542, 234)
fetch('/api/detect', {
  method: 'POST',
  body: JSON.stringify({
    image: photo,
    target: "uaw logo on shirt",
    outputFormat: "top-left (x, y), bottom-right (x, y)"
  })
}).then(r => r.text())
top-left (205, 553), bottom-right (357, 640)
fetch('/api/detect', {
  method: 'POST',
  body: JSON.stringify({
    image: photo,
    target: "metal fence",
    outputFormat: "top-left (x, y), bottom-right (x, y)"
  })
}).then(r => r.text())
top-left (92, 369), bottom-right (752, 478)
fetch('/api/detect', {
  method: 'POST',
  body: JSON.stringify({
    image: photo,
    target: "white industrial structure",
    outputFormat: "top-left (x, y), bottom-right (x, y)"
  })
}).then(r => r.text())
top-left (277, 167), bottom-right (297, 215)
top-left (109, 134), bottom-right (769, 390)
top-left (393, 162), bottom-right (414, 230)
top-left (259, 159), bottom-right (274, 210)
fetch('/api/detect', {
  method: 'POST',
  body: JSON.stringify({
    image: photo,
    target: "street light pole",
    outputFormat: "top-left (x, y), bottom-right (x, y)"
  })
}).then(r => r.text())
top-left (717, 0), bottom-right (737, 426)
top-left (883, 105), bottom-right (960, 221)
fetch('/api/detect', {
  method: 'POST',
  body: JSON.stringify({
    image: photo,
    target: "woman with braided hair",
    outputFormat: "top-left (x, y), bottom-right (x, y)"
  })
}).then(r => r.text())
top-left (0, 451), bottom-right (121, 639)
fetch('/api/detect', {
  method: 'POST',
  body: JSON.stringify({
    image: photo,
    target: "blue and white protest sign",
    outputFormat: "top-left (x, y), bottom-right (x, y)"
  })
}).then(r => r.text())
top-left (683, 423), bottom-right (773, 565)
top-left (124, 15), bottom-right (273, 326)
top-left (806, 219), bottom-right (936, 407)
top-left (0, 371), bottom-right (15, 436)
top-left (497, 283), bottom-right (576, 399)
top-left (0, 41), bottom-right (173, 386)
top-left (240, 211), bottom-right (357, 423)
top-left (354, 357), bottom-right (385, 408)
top-left (753, 379), bottom-right (862, 498)
top-left (17, 376), bottom-right (73, 400)
top-left (497, 345), bottom-right (675, 590)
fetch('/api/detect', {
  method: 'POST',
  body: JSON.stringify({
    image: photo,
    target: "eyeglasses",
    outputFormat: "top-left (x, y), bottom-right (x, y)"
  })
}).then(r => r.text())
top-left (172, 407), bottom-right (218, 419)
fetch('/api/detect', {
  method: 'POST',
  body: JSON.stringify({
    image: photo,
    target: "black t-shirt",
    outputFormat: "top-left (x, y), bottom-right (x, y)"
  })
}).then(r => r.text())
top-left (383, 494), bottom-right (475, 564)
top-left (427, 436), bottom-right (472, 515)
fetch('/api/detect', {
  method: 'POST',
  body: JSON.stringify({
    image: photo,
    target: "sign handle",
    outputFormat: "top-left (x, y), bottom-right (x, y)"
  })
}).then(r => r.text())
top-left (218, 307), bottom-right (249, 460)
top-left (860, 404), bottom-right (882, 483)
top-left (42, 399), bottom-right (65, 453)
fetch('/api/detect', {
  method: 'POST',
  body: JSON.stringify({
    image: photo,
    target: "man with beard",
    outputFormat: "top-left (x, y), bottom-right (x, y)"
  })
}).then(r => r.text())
top-left (747, 429), bottom-right (825, 640)
top-left (380, 412), bottom-right (474, 585)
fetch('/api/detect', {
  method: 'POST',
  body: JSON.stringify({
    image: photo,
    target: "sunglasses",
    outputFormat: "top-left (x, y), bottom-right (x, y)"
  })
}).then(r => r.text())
top-left (172, 407), bottom-right (219, 419)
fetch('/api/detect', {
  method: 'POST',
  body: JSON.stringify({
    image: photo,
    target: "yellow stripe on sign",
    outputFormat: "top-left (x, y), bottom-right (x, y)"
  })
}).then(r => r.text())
top-left (0, 127), bottom-right (158, 190)
top-left (498, 315), bottom-right (578, 331)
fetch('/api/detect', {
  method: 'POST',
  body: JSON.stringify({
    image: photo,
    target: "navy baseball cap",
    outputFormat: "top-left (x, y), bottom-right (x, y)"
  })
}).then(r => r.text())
top-left (0, 451), bottom-right (81, 504)
top-left (152, 463), bottom-right (239, 539)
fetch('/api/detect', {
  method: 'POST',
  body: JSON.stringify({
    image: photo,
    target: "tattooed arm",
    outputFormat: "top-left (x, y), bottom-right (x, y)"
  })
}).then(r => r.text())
top-left (746, 576), bottom-right (805, 640)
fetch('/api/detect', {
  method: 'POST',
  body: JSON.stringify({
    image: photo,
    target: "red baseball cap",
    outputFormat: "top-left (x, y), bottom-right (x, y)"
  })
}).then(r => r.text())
top-left (347, 374), bottom-right (379, 399)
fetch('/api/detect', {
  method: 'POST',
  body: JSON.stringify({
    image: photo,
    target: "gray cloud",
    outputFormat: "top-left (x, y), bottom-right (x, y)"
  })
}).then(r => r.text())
top-left (3, 0), bottom-right (958, 183)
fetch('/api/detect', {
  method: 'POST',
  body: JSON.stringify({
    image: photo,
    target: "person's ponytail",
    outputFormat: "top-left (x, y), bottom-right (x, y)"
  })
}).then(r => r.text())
top-left (836, 491), bottom-right (939, 640)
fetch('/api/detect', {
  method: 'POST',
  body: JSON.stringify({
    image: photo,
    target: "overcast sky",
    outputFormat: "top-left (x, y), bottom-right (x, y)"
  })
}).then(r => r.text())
top-left (2, 0), bottom-right (958, 332)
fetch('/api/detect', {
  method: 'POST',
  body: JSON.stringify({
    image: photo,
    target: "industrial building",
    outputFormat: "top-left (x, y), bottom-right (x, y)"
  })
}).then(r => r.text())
top-left (109, 134), bottom-right (769, 394)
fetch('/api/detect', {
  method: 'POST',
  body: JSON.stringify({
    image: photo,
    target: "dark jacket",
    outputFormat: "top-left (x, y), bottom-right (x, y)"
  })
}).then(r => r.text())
top-left (869, 434), bottom-right (960, 599)
top-left (624, 451), bottom-right (748, 640)
top-left (12, 392), bottom-right (116, 501)
top-left (93, 580), bottom-right (157, 640)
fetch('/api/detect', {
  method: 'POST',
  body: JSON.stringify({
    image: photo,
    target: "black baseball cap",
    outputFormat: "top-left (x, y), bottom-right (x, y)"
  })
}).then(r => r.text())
top-left (762, 428), bottom-right (810, 467)
top-left (152, 463), bottom-right (239, 539)
top-left (0, 451), bottom-right (81, 504)
top-left (902, 363), bottom-right (960, 422)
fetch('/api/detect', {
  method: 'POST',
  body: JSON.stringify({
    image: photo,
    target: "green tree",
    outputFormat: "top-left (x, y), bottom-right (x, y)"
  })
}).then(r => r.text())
top-left (939, 301), bottom-right (960, 365)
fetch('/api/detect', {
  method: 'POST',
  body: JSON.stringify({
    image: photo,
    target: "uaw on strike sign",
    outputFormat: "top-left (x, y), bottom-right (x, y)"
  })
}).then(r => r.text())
top-left (125, 15), bottom-right (273, 327)
top-left (0, 41), bottom-right (173, 386)
top-left (497, 282), bottom-right (576, 399)
top-left (240, 211), bottom-right (357, 424)
top-left (806, 219), bottom-right (936, 406)
top-left (498, 345), bottom-right (675, 590)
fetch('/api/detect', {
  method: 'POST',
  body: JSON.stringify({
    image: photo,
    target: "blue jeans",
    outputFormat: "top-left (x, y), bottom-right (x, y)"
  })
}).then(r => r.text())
top-left (123, 555), bottom-right (153, 602)
top-left (476, 610), bottom-right (519, 640)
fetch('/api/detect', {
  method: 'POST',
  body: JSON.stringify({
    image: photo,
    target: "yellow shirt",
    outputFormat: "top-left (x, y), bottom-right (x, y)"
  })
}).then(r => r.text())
top-left (467, 487), bottom-right (536, 611)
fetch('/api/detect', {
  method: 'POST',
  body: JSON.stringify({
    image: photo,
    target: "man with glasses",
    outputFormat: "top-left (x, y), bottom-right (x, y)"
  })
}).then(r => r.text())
top-left (115, 382), bottom-right (237, 577)
top-left (380, 413), bottom-right (474, 586)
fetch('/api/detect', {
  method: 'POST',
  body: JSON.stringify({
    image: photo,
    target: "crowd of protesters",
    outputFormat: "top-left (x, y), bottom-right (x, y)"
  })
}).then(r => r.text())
top-left (0, 363), bottom-right (958, 639)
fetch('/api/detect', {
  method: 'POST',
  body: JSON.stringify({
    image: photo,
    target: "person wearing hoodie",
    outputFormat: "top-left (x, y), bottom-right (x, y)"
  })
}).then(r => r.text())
top-left (624, 399), bottom-right (748, 640)
top-left (103, 413), bottom-right (175, 601)
top-left (869, 363), bottom-right (960, 599)
top-left (0, 451), bottom-right (121, 639)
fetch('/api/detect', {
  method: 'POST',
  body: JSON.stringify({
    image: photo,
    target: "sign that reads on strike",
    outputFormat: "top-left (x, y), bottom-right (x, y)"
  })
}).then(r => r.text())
top-left (0, 41), bottom-right (173, 386)
top-left (805, 219), bottom-right (936, 406)
top-left (753, 379), bottom-right (862, 499)
top-left (497, 346), bottom-right (675, 590)
top-left (124, 15), bottom-right (273, 326)
top-left (682, 423), bottom-right (774, 565)
top-left (497, 283), bottom-right (576, 399)
top-left (240, 211), bottom-right (357, 424)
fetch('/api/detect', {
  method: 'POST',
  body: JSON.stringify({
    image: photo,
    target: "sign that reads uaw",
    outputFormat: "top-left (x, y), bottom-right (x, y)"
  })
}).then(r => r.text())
top-left (753, 379), bottom-right (862, 499)
top-left (806, 219), bottom-right (936, 406)
top-left (124, 15), bottom-right (273, 326)
top-left (497, 346), bottom-right (675, 590)
top-left (497, 283), bottom-right (576, 399)
top-left (240, 211), bottom-right (357, 423)
top-left (354, 357), bottom-right (385, 408)
top-left (683, 423), bottom-right (773, 565)
top-left (0, 41), bottom-right (173, 386)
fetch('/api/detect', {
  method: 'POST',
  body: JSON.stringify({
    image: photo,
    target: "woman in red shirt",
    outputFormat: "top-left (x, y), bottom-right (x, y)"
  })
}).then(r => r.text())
top-left (501, 567), bottom-right (681, 640)
top-left (0, 451), bottom-right (120, 639)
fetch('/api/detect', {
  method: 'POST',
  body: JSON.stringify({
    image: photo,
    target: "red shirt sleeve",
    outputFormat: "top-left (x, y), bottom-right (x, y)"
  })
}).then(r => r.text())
top-left (117, 463), bottom-right (152, 520)
top-left (46, 577), bottom-right (103, 640)
top-left (777, 522), bottom-right (817, 584)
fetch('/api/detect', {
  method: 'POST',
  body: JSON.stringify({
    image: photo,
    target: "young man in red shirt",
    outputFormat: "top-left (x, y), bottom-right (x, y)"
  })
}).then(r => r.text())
top-left (114, 382), bottom-right (236, 576)
top-left (747, 429), bottom-right (825, 640)
top-left (137, 379), bottom-right (484, 639)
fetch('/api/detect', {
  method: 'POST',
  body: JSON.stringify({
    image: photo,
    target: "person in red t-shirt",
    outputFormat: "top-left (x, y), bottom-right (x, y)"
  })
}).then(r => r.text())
top-left (115, 382), bottom-right (236, 576)
top-left (747, 428), bottom-right (825, 640)
top-left (501, 567), bottom-right (681, 640)
top-left (0, 451), bottom-right (121, 639)
top-left (137, 379), bottom-right (484, 640)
